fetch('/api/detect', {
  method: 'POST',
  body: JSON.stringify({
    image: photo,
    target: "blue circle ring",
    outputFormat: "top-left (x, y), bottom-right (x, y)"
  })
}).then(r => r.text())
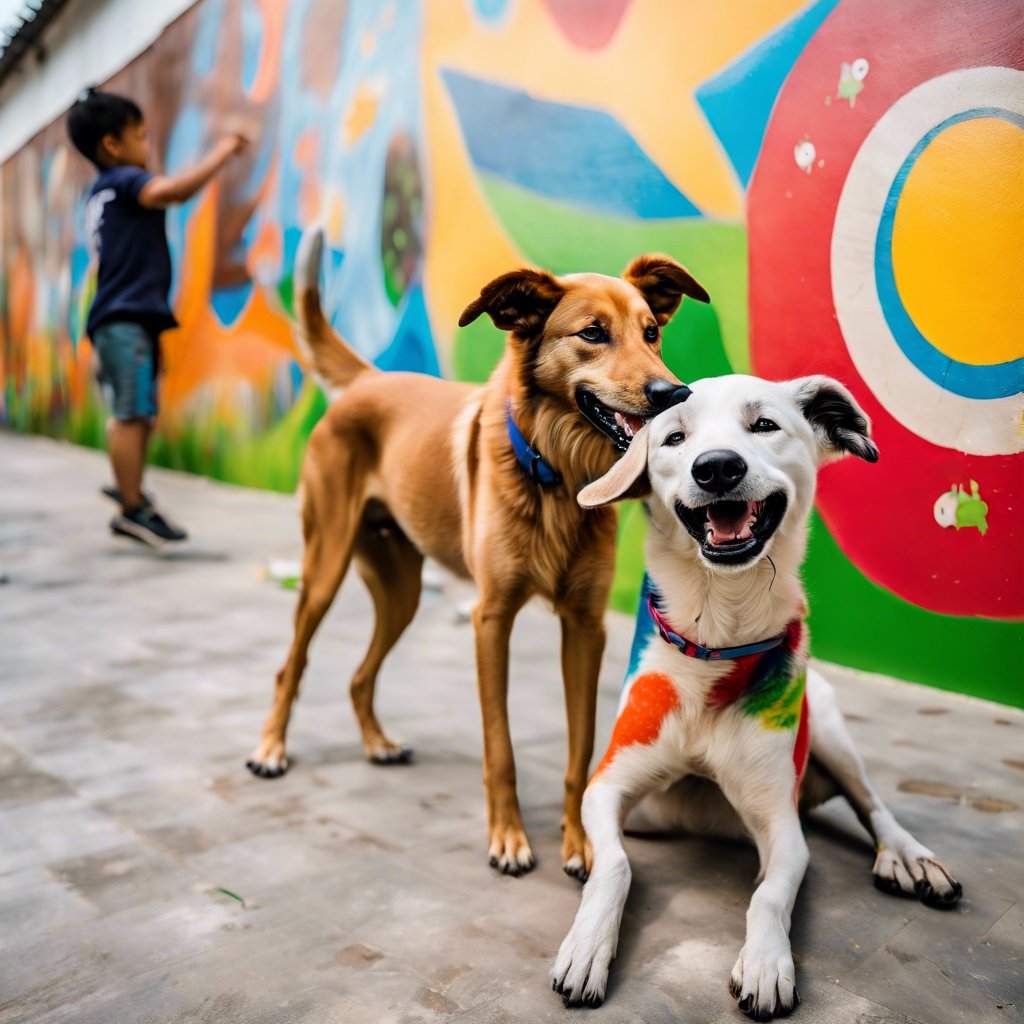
top-left (873, 106), bottom-right (1024, 400)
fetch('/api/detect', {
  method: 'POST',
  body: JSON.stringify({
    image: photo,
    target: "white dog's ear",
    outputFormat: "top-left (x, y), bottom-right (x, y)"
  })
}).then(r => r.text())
top-left (789, 376), bottom-right (879, 464)
top-left (578, 425), bottom-right (652, 507)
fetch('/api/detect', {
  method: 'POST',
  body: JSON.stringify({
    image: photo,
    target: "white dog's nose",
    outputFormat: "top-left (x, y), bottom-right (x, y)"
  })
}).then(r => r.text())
top-left (692, 449), bottom-right (747, 494)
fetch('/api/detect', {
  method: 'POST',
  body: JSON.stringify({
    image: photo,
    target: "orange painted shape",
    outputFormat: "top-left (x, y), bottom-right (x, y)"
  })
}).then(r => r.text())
top-left (595, 672), bottom-right (679, 777)
top-left (249, 0), bottom-right (287, 104)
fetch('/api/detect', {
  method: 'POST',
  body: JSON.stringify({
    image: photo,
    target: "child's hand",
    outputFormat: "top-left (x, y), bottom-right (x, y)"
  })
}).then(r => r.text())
top-left (223, 132), bottom-right (249, 157)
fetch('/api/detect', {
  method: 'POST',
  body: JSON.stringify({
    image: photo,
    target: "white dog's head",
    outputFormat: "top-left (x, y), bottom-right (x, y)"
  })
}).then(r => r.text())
top-left (578, 374), bottom-right (878, 571)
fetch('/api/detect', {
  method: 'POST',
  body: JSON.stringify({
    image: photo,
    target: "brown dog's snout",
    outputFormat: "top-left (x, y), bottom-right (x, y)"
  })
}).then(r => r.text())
top-left (645, 380), bottom-right (691, 411)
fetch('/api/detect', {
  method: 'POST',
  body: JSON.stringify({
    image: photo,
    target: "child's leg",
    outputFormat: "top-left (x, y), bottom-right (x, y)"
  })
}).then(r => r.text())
top-left (109, 418), bottom-right (149, 511)
top-left (92, 322), bottom-right (159, 513)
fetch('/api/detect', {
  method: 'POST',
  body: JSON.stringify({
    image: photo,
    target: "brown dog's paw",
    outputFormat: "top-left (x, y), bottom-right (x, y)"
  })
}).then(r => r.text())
top-left (488, 825), bottom-right (536, 877)
top-left (246, 740), bottom-right (289, 779)
top-left (366, 740), bottom-right (414, 765)
top-left (562, 830), bottom-right (592, 883)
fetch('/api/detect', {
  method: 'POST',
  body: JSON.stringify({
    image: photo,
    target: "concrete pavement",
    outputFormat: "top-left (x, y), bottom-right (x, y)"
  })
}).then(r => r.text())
top-left (1, 431), bottom-right (1021, 1023)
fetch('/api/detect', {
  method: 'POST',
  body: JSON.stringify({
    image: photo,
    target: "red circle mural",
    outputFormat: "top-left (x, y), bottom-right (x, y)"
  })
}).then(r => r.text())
top-left (748, 0), bottom-right (1024, 619)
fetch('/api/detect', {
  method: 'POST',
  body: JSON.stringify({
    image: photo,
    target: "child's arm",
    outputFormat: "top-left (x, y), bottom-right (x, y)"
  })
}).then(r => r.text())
top-left (138, 133), bottom-right (247, 209)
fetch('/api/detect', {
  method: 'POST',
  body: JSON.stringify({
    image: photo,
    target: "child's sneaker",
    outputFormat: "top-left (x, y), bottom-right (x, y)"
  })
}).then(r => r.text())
top-left (101, 484), bottom-right (154, 507)
top-left (102, 486), bottom-right (186, 536)
top-left (110, 506), bottom-right (188, 547)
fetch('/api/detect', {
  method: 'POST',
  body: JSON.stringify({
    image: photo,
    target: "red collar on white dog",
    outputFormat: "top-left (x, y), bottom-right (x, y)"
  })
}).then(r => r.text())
top-left (647, 592), bottom-right (787, 661)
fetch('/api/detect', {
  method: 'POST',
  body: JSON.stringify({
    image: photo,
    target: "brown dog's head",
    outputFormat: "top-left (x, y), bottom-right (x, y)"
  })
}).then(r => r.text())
top-left (459, 255), bottom-right (710, 451)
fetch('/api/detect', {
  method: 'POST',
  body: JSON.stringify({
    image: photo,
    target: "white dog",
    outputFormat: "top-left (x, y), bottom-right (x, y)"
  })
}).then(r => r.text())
top-left (551, 374), bottom-right (961, 1019)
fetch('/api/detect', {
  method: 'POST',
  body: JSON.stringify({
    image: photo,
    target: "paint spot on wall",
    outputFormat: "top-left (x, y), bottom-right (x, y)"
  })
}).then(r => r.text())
top-left (381, 134), bottom-right (424, 307)
top-left (543, 0), bottom-right (632, 50)
top-left (933, 480), bottom-right (989, 535)
top-left (344, 83), bottom-right (380, 146)
top-left (794, 139), bottom-right (816, 172)
top-left (836, 57), bottom-right (869, 106)
top-left (472, 0), bottom-right (513, 25)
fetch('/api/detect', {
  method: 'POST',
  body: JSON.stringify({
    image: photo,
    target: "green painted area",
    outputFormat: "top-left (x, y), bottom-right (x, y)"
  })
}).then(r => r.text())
top-left (478, 174), bottom-right (750, 374)
top-left (804, 511), bottom-right (1024, 708)
top-left (611, 500), bottom-right (648, 612)
top-left (453, 313), bottom-right (507, 384)
top-left (149, 382), bottom-right (327, 493)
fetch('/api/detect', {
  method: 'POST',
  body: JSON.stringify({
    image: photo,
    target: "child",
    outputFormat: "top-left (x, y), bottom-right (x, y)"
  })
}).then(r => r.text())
top-left (67, 87), bottom-right (247, 547)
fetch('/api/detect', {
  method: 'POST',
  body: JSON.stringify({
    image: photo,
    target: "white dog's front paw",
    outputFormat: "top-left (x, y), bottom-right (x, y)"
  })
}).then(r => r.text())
top-left (551, 921), bottom-right (615, 1009)
top-left (729, 940), bottom-right (799, 1021)
top-left (872, 844), bottom-right (962, 908)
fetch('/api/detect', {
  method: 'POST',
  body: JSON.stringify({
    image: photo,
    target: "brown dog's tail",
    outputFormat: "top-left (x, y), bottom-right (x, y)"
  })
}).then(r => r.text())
top-left (293, 226), bottom-right (373, 397)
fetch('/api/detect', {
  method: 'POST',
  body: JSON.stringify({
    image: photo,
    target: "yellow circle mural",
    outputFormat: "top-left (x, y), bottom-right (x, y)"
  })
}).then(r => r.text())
top-left (892, 116), bottom-right (1024, 366)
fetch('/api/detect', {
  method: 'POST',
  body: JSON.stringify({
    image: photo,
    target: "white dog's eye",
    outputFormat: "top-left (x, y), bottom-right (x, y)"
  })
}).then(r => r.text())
top-left (663, 430), bottom-right (685, 446)
top-left (751, 417), bottom-right (780, 433)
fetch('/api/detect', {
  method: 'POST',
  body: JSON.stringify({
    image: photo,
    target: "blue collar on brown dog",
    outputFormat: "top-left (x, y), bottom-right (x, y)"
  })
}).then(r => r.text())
top-left (506, 401), bottom-right (562, 488)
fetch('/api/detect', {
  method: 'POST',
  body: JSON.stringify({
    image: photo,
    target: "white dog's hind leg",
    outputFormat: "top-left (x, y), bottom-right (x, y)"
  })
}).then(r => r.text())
top-left (552, 779), bottom-right (636, 1008)
top-left (805, 667), bottom-right (962, 907)
top-left (722, 782), bottom-right (808, 1022)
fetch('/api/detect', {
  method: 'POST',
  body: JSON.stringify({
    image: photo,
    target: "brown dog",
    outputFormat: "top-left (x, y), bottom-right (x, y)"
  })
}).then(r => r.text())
top-left (246, 227), bottom-right (709, 877)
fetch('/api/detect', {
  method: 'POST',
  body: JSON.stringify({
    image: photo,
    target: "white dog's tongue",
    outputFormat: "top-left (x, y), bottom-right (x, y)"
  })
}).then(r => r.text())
top-left (706, 501), bottom-right (756, 545)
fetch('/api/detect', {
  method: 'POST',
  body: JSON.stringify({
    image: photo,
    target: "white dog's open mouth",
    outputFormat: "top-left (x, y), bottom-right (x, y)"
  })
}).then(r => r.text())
top-left (674, 492), bottom-right (788, 564)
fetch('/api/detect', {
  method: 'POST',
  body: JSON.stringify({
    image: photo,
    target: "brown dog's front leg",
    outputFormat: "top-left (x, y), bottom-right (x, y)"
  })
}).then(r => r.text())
top-left (472, 586), bottom-right (533, 875)
top-left (559, 610), bottom-right (604, 880)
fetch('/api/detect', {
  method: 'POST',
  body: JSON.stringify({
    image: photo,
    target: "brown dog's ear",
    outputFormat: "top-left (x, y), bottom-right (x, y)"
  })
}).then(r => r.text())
top-left (458, 268), bottom-right (565, 336)
top-left (623, 254), bottom-right (710, 325)
top-left (578, 424), bottom-right (652, 508)
top-left (789, 376), bottom-right (879, 464)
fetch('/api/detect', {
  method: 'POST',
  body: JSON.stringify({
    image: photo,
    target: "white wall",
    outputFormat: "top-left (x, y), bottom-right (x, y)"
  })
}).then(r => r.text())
top-left (0, 0), bottom-right (196, 162)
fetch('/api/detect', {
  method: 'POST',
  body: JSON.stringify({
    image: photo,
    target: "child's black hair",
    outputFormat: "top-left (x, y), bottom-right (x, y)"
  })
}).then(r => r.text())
top-left (66, 87), bottom-right (143, 167)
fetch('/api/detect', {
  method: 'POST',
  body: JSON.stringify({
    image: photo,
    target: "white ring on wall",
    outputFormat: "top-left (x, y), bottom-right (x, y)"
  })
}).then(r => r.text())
top-left (830, 66), bottom-right (1024, 456)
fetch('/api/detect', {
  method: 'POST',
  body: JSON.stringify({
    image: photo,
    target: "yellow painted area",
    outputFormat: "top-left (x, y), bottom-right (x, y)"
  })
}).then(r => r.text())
top-left (344, 83), bottom-right (379, 146)
top-left (892, 117), bottom-right (1024, 366)
top-left (420, 0), bottom-right (807, 361)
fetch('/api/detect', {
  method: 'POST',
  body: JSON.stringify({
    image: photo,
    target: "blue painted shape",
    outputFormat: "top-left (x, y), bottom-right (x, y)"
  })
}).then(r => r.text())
top-left (473, 0), bottom-right (513, 23)
top-left (442, 69), bottom-right (701, 218)
top-left (68, 245), bottom-right (91, 345)
top-left (373, 286), bottom-right (440, 377)
top-left (211, 283), bottom-right (252, 327)
top-left (874, 107), bottom-right (1024, 400)
top-left (191, 0), bottom-right (226, 78)
top-left (241, 0), bottom-right (262, 92)
top-left (694, 0), bottom-right (841, 187)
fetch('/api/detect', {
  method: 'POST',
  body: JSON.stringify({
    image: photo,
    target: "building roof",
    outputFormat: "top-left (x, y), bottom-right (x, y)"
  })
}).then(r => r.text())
top-left (0, 0), bottom-right (70, 88)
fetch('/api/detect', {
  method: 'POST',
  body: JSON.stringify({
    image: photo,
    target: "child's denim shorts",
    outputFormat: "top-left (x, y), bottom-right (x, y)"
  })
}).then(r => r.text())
top-left (91, 320), bottom-right (160, 420)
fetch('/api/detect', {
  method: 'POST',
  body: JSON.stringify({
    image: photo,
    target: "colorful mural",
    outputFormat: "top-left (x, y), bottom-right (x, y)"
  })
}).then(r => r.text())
top-left (1, 0), bottom-right (1021, 703)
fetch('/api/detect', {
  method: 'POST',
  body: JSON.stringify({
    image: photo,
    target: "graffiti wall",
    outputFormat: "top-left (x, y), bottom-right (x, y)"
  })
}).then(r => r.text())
top-left (1, 0), bottom-right (1021, 703)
